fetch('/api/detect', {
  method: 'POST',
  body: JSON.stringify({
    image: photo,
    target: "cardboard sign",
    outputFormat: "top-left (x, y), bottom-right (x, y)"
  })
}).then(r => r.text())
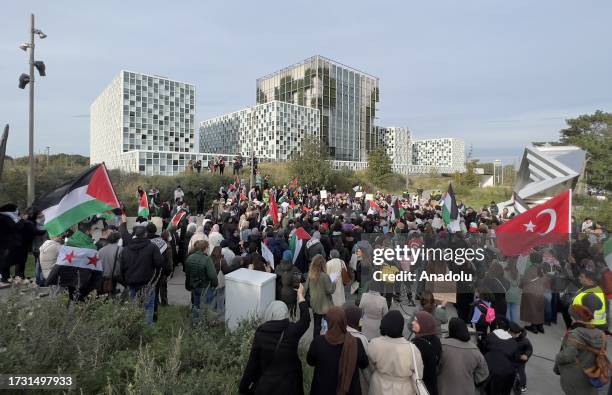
top-left (320, 190), bottom-right (328, 199)
top-left (365, 193), bottom-right (374, 201)
top-left (433, 292), bottom-right (457, 304)
top-left (355, 191), bottom-right (363, 198)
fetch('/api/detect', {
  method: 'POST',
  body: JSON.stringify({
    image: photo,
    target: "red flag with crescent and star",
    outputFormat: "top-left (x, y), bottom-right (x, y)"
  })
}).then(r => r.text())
top-left (496, 190), bottom-right (571, 256)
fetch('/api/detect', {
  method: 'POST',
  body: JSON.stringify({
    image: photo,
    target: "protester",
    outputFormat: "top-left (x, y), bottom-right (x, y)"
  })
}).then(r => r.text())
top-left (411, 311), bottom-right (442, 395)
top-left (508, 322), bottom-right (533, 393)
top-left (326, 249), bottom-right (347, 307)
top-left (520, 253), bottom-right (546, 334)
top-left (239, 285), bottom-right (310, 395)
top-left (275, 250), bottom-right (301, 315)
top-left (368, 310), bottom-right (424, 395)
top-left (437, 318), bottom-right (489, 395)
top-left (482, 317), bottom-right (519, 395)
top-left (38, 234), bottom-right (63, 281)
top-left (306, 306), bottom-right (369, 395)
top-left (554, 304), bottom-right (608, 395)
top-left (98, 231), bottom-right (122, 294)
top-left (359, 284), bottom-right (388, 340)
top-left (343, 303), bottom-right (371, 394)
top-left (572, 261), bottom-right (607, 330)
top-left (304, 254), bottom-right (336, 338)
top-left (119, 217), bottom-right (164, 324)
top-left (184, 239), bottom-right (218, 325)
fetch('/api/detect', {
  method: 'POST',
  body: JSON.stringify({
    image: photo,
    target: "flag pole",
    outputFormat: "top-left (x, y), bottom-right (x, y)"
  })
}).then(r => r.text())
top-left (568, 189), bottom-right (573, 261)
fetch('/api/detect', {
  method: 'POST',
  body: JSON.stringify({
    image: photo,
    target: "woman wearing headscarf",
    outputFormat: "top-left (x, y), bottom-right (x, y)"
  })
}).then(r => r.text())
top-left (275, 250), bottom-right (302, 316)
top-left (481, 317), bottom-right (518, 395)
top-left (437, 318), bottom-right (489, 395)
top-left (306, 306), bottom-right (369, 395)
top-left (368, 310), bottom-right (423, 395)
top-left (359, 280), bottom-right (388, 341)
top-left (344, 303), bottom-right (372, 394)
top-left (239, 285), bottom-right (310, 395)
top-left (304, 254), bottom-right (336, 338)
top-left (410, 311), bottom-right (442, 395)
top-left (208, 223), bottom-right (225, 249)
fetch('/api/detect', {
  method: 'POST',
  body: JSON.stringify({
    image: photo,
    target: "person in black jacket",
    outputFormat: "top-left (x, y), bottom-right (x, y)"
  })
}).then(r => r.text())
top-left (0, 204), bottom-right (24, 284)
top-left (119, 215), bottom-right (163, 324)
top-left (239, 285), bottom-right (310, 395)
top-left (411, 310), bottom-right (442, 395)
top-left (482, 317), bottom-right (519, 395)
top-left (509, 322), bottom-right (533, 393)
top-left (307, 306), bottom-right (369, 395)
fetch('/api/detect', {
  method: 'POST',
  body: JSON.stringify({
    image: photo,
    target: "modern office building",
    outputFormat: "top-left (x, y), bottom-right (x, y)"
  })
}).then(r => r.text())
top-left (377, 126), bottom-right (411, 165)
top-left (90, 70), bottom-right (196, 175)
top-left (410, 138), bottom-right (465, 173)
top-left (256, 55), bottom-right (379, 162)
top-left (200, 101), bottom-right (320, 160)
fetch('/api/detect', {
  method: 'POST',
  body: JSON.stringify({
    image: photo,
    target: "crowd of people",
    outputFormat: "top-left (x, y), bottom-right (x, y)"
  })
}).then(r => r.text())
top-left (0, 177), bottom-right (610, 395)
top-left (185, 154), bottom-right (245, 176)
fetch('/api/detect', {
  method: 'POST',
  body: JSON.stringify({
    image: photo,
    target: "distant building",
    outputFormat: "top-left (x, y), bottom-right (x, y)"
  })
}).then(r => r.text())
top-left (256, 55), bottom-right (379, 161)
top-left (200, 101), bottom-right (320, 160)
top-left (90, 70), bottom-right (197, 175)
top-left (377, 126), bottom-right (411, 165)
top-left (410, 138), bottom-right (465, 173)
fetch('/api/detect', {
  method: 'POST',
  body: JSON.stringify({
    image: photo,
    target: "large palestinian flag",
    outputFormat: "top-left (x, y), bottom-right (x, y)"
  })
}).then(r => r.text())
top-left (35, 164), bottom-right (120, 237)
top-left (441, 183), bottom-right (460, 233)
top-left (289, 227), bottom-right (311, 267)
top-left (137, 188), bottom-right (149, 218)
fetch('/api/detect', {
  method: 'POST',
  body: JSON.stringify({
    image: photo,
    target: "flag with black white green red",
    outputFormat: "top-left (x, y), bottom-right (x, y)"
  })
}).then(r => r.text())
top-left (168, 209), bottom-right (187, 230)
top-left (441, 183), bottom-right (461, 232)
top-left (137, 188), bottom-right (149, 218)
top-left (35, 164), bottom-right (120, 237)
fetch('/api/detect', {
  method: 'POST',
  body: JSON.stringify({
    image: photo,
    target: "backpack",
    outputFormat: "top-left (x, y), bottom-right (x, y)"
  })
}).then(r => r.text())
top-left (478, 302), bottom-right (496, 324)
top-left (568, 332), bottom-right (610, 388)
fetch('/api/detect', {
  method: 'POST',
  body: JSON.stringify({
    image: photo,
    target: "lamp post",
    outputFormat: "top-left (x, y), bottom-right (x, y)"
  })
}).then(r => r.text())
top-left (18, 13), bottom-right (47, 206)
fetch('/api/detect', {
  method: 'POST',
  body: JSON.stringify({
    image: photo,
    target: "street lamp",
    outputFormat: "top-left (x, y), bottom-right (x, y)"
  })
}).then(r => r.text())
top-left (18, 14), bottom-right (47, 206)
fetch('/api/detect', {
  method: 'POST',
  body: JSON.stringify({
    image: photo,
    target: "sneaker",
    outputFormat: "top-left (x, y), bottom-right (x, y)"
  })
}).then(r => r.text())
top-left (521, 386), bottom-right (527, 393)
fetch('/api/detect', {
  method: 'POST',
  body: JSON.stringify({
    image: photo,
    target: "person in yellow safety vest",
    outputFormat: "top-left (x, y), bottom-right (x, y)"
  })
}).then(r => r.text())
top-left (572, 264), bottom-right (607, 330)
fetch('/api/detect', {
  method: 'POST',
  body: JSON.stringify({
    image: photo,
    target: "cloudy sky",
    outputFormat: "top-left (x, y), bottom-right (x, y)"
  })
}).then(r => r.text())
top-left (1, 0), bottom-right (611, 164)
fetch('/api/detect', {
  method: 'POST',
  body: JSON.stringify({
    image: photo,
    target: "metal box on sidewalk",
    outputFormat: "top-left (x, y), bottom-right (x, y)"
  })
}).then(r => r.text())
top-left (224, 268), bottom-right (276, 330)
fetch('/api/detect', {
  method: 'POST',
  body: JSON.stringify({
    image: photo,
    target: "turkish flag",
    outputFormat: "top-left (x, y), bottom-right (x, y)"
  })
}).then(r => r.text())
top-left (496, 190), bottom-right (571, 256)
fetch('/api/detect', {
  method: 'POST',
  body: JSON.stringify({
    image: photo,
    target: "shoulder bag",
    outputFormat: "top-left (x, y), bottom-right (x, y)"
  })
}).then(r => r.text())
top-left (409, 342), bottom-right (430, 395)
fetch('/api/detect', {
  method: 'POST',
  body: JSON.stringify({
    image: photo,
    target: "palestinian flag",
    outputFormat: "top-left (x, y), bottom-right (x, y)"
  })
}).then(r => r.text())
top-left (289, 227), bottom-right (311, 266)
top-left (56, 229), bottom-right (102, 271)
top-left (441, 183), bottom-right (460, 233)
top-left (389, 196), bottom-right (404, 222)
top-left (168, 209), bottom-right (187, 230)
top-left (138, 189), bottom-right (149, 218)
top-left (36, 164), bottom-right (120, 237)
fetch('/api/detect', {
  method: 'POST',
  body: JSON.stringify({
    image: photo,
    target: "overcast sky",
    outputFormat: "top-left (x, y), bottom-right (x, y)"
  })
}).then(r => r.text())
top-left (1, 0), bottom-right (611, 164)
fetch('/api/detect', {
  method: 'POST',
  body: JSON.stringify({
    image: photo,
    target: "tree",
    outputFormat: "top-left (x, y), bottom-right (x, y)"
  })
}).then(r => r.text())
top-left (452, 159), bottom-right (480, 191)
top-left (366, 147), bottom-right (392, 184)
top-left (289, 136), bottom-right (332, 188)
top-left (560, 110), bottom-right (612, 190)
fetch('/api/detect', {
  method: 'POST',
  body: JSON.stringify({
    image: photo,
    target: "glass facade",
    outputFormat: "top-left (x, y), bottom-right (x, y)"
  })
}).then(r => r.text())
top-left (256, 55), bottom-right (379, 161)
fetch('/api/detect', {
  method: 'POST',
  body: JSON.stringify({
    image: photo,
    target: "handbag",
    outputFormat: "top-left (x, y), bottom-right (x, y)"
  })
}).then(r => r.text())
top-left (341, 262), bottom-right (350, 285)
top-left (409, 343), bottom-right (429, 395)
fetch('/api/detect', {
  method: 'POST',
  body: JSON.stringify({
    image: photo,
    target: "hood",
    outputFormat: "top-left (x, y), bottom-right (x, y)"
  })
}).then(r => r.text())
top-left (570, 326), bottom-right (605, 348)
top-left (441, 337), bottom-right (478, 350)
top-left (128, 237), bottom-right (152, 251)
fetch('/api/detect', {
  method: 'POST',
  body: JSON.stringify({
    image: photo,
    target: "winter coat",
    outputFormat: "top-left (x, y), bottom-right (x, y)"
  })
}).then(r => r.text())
top-left (368, 335), bottom-right (424, 395)
top-left (483, 329), bottom-right (519, 393)
top-left (98, 243), bottom-right (122, 279)
top-left (0, 213), bottom-right (23, 251)
top-left (306, 332), bottom-right (369, 395)
top-left (513, 329), bottom-right (533, 364)
top-left (520, 266), bottom-right (545, 324)
top-left (325, 258), bottom-right (346, 306)
top-left (554, 326), bottom-right (606, 395)
top-left (359, 291), bottom-right (388, 340)
top-left (347, 326), bottom-right (372, 395)
top-left (304, 272), bottom-right (336, 315)
top-left (120, 237), bottom-right (164, 287)
top-left (275, 262), bottom-right (301, 309)
top-left (437, 338), bottom-right (489, 395)
top-left (239, 301), bottom-right (310, 395)
top-left (306, 238), bottom-right (326, 263)
top-left (412, 335), bottom-right (442, 395)
top-left (184, 251), bottom-right (218, 290)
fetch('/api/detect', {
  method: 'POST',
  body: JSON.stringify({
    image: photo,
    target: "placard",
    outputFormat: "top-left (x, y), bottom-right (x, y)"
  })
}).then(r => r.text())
top-left (320, 190), bottom-right (328, 199)
top-left (365, 193), bottom-right (374, 201)
top-left (355, 191), bottom-right (363, 198)
top-left (433, 292), bottom-right (456, 304)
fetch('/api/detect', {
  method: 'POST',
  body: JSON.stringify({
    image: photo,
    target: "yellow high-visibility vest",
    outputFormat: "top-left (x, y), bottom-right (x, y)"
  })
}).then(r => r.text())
top-left (573, 286), bottom-right (607, 326)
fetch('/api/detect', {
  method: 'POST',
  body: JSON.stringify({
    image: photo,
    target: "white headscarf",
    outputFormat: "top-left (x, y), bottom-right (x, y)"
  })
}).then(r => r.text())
top-left (263, 301), bottom-right (289, 322)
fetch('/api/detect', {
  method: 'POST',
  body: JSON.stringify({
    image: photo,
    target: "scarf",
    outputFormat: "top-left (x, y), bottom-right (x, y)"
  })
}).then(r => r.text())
top-left (0, 210), bottom-right (20, 223)
top-left (263, 301), bottom-right (289, 322)
top-left (414, 310), bottom-right (437, 337)
top-left (380, 310), bottom-right (404, 338)
top-left (325, 306), bottom-right (358, 395)
top-left (65, 230), bottom-right (97, 249)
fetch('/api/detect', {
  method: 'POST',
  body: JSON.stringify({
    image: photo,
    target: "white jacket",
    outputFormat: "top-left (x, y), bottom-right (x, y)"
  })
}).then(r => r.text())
top-left (368, 336), bottom-right (423, 395)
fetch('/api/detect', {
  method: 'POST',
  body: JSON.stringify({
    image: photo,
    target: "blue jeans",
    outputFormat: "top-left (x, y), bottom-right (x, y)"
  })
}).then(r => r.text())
top-left (506, 302), bottom-right (520, 323)
top-left (34, 257), bottom-right (45, 286)
top-left (191, 288), bottom-right (203, 324)
top-left (129, 285), bottom-right (156, 325)
top-left (210, 287), bottom-right (225, 314)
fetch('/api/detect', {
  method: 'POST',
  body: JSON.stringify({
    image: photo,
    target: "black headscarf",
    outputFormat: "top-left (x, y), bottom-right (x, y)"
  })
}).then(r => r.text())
top-left (343, 303), bottom-right (362, 329)
top-left (448, 317), bottom-right (470, 342)
top-left (380, 310), bottom-right (404, 338)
